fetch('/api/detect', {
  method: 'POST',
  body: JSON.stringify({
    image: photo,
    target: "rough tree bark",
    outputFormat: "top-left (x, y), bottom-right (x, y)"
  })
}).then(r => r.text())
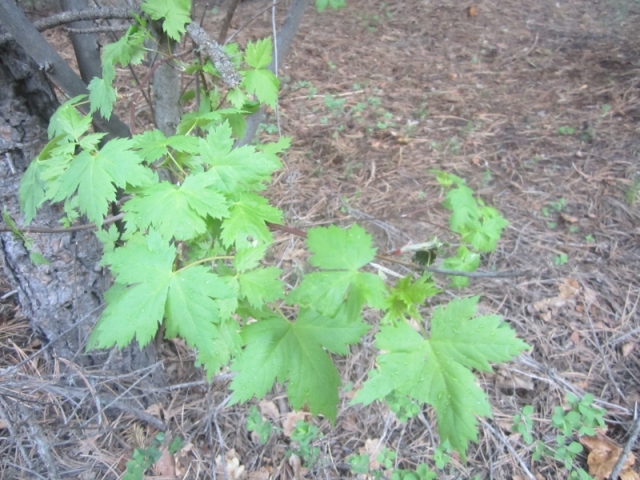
top-left (0, 29), bottom-right (160, 377)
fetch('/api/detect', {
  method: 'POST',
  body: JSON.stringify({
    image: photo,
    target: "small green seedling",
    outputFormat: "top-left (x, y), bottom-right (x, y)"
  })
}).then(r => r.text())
top-left (288, 420), bottom-right (322, 467)
top-left (246, 406), bottom-right (274, 444)
top-left (553, 253), bottom-right (569, 265)
top-left (512, 405), bottom-right (535, 445)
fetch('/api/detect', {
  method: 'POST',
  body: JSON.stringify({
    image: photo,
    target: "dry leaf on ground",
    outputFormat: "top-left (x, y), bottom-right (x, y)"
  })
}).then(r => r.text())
top-left (580, 433), bottom-right (639, 480)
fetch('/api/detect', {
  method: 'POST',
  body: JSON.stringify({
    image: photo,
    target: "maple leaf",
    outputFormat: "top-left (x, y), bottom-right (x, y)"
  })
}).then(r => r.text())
top-left (229, 308), bottom-right (369, 420)
top-left (134, 129), bottom-right (200, 163)
top-left (141, 0), bottom-right (190, 40)
top-left (53, 138), bottom-right (153, 226)
top-left (244, 38), bottom-right (272, 69)
top-left (102, 24), bottom-right (147, 66)
top-left (87, 231), bottom-right (176, 349)
top-left (243, 69), bottom-right (279, 109)
top-left (196, 123), bottom-right (277, 192)
top-left (354, 296), bottom-right (529, 459)
top-left (287, 225), bottom-right (387, 316)
top-left (123, 172), bottom-right (229, 241)
top-left (88, 62), bottom-right (116, 120)
top-left (47, 96), bottom-right (92, 141)
top-left (164, 266), bottom-right (239, 377)
top-left (220, 193), bottom-right (282, 248)
top-left (383, 275), bottom-right (440, 323)
top-left (238, 267), bottom-right (284, 308)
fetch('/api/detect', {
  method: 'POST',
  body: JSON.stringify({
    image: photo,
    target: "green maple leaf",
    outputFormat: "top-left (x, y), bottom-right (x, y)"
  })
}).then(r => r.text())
top-left (383, 275), bottom-right (440, 323)
top-left (243, 69), bottom-right (279, 108)
top-left (123, 172), bottom-right (229, 241)
top-left (227, 88), bottom-right (247, 109)
top-left (443, 185), bottom-right (480, 233)
top-left (102, 24), bottom-right (147, 66)
top-left (354, 296), bottom-right (529, 459)
top-left (462, 207), bottom-right (509, 252)
top-left (88, 62), bottom-right (116, 119)
top-left (87, 231), bottom-right (176, 349)
top-left (230, 308), bottom-right (369, 420)
top-left (196, 122), bottom-right (277, 192)
top-left (134, 130), bottom-right (200, 163)
top-left (140, 0), bottom-right (190, 41)
top-left (238, 266), bottom-right (283, 308)
top-left (53, 138), bottom-right (152, 226)
top-left (234, 244), bottom-right (268, 271)
top-left (287, 225), bottom-right (387, 316)
top-left (164, 266), bottom-right (239, 377)
top-left (244, 38), bottom-right (272, 69)
top-left (47, 96), bottom-right (91, 141)
top-left (88, 232), bottom-right (242, 374)
top-left (220, 193), bottom-right (282, 248)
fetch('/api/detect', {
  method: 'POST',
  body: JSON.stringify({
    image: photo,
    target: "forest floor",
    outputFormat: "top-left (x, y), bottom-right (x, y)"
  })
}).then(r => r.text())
top-left (1, 0), bottom-right (640, 478)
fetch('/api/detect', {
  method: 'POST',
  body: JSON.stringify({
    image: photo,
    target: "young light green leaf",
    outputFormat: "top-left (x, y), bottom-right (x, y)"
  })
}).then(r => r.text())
top-left (164, 266), bottom-right (239, 378)
top-left (87, 232), bottom-right (176, 349)
top-left (234, 244), bottom-right (268, 272)
top-left (443, 185), bottom-right (480, 233)
top-left (230, 308), bottom-right (369, 420)
top-left (88, 62), bottom-right (116, 119)
top-left (102, 25), bottom-right (147, 66)
top-left (53, 138), bottom-right (152, 226)
top-left (220, 193), bottom-right (282, 248)
top-left (47, 96), bottom-right (91, 140)
top-left (287, 225), bottom-right (387, 316)
top-left (354, 296), bottom-right (529, 459)
top-left (238, 266), bottom-right (283, 308)
top-left (134, 130), bottom-right (200, 163)
top-left (442, 246), bottom-right (480, 288)
top-left (195, 317), bottom-right (243, 379)
top-left (140, 0), bottom-right (190, 41)
top-left (123, 172), bottom-right (229, 241)
top-left (95, 224), bottom-right (121, 254)
top-left (19, 160), bottom-right (46, 224)
top-left (244, 38), bottom-right (272, 69)
top-left (383, 275), bottom-right (440, 323)
top-left (243, 69), bottom-right (279, 108)
top-left (307, 224), bottom-right (377, 270)
top-left (197, 123), bottom-right (277, 192)
top-left (227, 88), bottom-right (248, 109)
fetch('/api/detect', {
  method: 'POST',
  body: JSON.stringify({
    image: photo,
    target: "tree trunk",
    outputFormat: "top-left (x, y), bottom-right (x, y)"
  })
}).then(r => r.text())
top-left (0, 39), bottom-right (161, 378)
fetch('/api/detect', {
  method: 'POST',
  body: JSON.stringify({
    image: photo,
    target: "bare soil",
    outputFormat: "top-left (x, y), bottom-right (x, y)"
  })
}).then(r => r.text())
top-left (1, 0), bottom-right (639, 478)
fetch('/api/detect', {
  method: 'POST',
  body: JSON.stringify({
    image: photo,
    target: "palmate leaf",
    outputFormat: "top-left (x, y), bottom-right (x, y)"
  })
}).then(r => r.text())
top-left (53, 138), bottom-right (153, 227)
top-left (196, 122), bottom-right (277, 192)
top-left (220, 193), bottom-right (282, 248)
top-left (123, 172), bottom-right (229, 241)
top-left (243, 69), bottom-right (279, 109)
top-left (88, 231), bottom-right (241, 375)
top-left (229, 308), bottom-right (369, 420)
top-left (354, 296), bottom-right (529, 459)
top-left (140, 0), bottom-right (190, 41)
top-left (237, 266), bottom-right (283, 308)
top-left (287, 225), bottom-right (387, 316)
top-left (134, 129), bottom-right (200, 163)
top-left (88, 62), bottom-right (116, 120)
top-left (164, 266), bottom-right (239, 378)
top-left (87, 231), bottom-right (176, 349)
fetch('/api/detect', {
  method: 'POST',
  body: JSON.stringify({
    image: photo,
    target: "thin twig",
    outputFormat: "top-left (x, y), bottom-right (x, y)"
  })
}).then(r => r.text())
top-left (480, 418), bottom-right (536, 480)
top-left (17, 402), bottom-right (61, 480)
top-left (0, 213), bottom-right (124, 234)
top-left (217, 0), bottom-right (241, 44)
top-left (609, 410), bottom-right (640, 480)
top-left (0, 400), bottom-right (35, 471)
